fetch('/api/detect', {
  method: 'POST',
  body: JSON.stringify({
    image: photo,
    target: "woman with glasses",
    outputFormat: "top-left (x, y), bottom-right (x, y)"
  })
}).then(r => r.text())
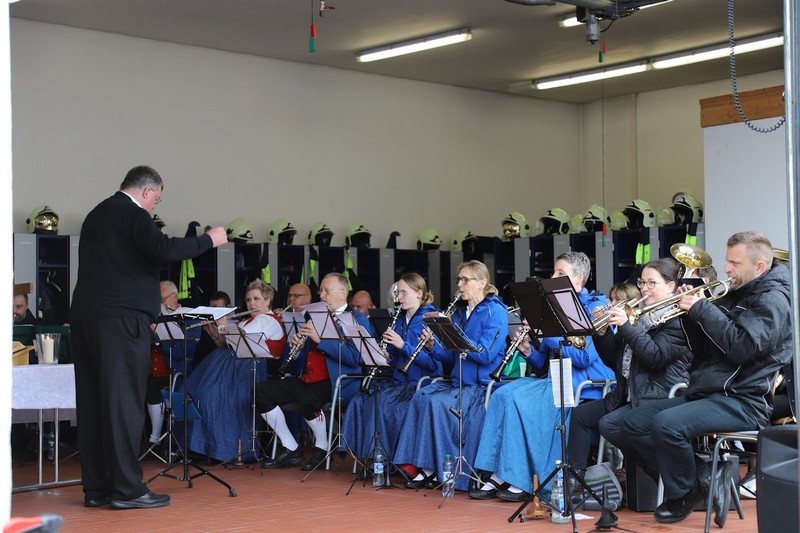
top-left (394, 260), bottom-right (507, 491)
top-left (470, 251), bottom-right (613, 502)
top-left (341, 272), bottom-right (442, 470)
top-left (567, 258), bottom-right (693, 495)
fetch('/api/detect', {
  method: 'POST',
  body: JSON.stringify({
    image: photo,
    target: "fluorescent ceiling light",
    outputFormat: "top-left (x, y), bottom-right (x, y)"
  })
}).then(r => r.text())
top-left (535, 62), bottom-right (649, 90)
top-left (558, 0), bottom-right (674, 28)
top-left (356, 28), bottom-right (472, 63)
top-left (652, 33), bottom-right (784, 69)
top-left (526, 32), bottom-right (782, 91)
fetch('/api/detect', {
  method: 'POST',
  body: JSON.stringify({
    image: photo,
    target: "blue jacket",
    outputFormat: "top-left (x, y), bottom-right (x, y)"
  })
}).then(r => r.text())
top-left (390, 304), bottom-right (442, 383)
top-left (526, 289), bottom-right (614, 400)
top-left (432, 293), bottom-right (508, 387)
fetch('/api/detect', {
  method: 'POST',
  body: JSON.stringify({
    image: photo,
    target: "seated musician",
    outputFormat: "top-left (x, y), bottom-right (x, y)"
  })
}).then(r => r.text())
top-left (341, 273), bottom-right (442, 466)
top-left (13, 293), bottom-right (39, 326)
top-left (184, 279), bottom-right (286, 462)
top-left (256, 272), bottom-right (374, 471)
top-left (470, 252), bottom-right (613, 502)
top-left (191, 290), bottom-right (232, 370)
top-left (567, 262), bottom-right (692, 497)
top-left (394, 260), bottom-right (507, 491)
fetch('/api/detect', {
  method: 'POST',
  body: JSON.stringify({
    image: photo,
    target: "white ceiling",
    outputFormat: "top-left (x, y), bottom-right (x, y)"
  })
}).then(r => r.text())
top-left (10, 0), bottom-right (785, 103)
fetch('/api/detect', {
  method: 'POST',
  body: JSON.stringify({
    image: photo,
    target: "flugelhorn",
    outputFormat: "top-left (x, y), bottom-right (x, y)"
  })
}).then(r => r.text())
top-left (185, 309), bottom-right (256, 330)
top-left (399, 291), bottom-right (462, 375)
top-left (629, 278), bottom-right (731, 326)
top-left (490, 325), bottom-right (530, 381)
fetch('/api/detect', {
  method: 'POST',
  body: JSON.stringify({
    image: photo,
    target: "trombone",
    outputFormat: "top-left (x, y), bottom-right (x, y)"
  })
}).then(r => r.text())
top-left (628, 278), bottom-right (731, 326)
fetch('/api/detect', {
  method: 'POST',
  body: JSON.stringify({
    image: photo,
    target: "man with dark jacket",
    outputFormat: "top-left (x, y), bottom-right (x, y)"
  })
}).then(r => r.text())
top-left (618, 231), bottom-right (792, 525)
top-left (70, 166), bottom-right (226, 510)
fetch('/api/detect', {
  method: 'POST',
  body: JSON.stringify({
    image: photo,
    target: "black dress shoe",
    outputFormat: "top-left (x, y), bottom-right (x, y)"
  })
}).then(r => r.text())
top-left (261, 446), bottom-right (304, 469)
top-left (110, 491), bottom-right (170, 510)
top-left (654, 484), bottom-right (704, 524)
top-left (712, 460), bottom-right (732, 528)
top-left (404, 471), bottom-right (436, 489)
top-left (84, 495), bottom-right (111, 508)
top-left (468, 479), bottom-right (509, 500)
top-left (301, 447), bottom-right (327, 471)
top-left (497, 488), bottom-right (532, 502)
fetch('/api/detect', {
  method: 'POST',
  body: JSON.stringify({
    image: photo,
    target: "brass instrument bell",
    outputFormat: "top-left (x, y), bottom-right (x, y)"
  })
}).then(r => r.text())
top-left (670, 243), bottom-right (713, 278)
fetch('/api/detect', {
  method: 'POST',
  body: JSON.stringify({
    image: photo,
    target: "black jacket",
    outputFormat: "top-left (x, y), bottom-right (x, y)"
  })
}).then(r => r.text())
top-left (681, 264), bottom-right (793, 424)
top-left (71, 191), bottom-right (213, 322)
top-left (593, 316), bottom-right (692, 411)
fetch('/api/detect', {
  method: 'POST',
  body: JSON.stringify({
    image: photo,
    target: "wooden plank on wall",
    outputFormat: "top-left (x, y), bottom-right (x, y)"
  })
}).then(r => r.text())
top-left (700, 85), bottom-right (785, 128)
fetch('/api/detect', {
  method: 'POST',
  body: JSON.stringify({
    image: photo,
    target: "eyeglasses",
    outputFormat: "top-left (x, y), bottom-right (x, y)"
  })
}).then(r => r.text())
top-left (456, 276), bottom-right (478, 284)
top-left (397, 289), bottom-right (416, 297)
top-left (146, 187), bottom-right (161, 205)
top-left (636, 279), bottom-right (667, 289)
top-left (318, 287), bottom-right (342, 296)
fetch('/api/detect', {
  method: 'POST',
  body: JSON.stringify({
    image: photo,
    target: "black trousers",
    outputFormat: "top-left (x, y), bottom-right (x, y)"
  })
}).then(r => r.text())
top-left (73, 317), bottom-right (151, 501)
top-left (619, 395), bottom-right (761, 500)
top-left (255, 377), bottom-right (331, 420)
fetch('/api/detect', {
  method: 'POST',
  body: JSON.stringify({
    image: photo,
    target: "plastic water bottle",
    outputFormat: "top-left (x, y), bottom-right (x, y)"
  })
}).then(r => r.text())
top-left (551, 460), bottom-right (569, 524)
top-left (372, 448), bottom-right (385, 488)
top-left (442, 455), bottom-right (455, 497)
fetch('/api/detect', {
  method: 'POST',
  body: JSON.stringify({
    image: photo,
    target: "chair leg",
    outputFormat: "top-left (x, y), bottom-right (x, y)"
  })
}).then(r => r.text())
top-left (730, 472), bottom-right (745, 519)
top-left (704, 452), bottom-right (720, 533)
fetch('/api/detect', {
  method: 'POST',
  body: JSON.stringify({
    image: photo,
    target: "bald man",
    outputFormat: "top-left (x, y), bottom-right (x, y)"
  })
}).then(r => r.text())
top-left (350, 290), bottom-right (375, 315)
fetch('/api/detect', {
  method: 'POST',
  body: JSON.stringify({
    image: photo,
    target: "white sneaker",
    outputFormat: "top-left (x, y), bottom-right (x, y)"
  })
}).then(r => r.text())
top-left (739, 476), bottom-right (756, 499)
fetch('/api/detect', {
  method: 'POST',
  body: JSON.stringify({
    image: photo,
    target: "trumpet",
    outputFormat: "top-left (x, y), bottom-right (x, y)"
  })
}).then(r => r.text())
top-left (361, 301), bottom-right (402, 393)
top-left (399, 291), bottom-right (462, 375)
top-left (279, 320), bottom-right (311, 373)
top-left (671, 242), bottom-right (713, 279)
top-left (629, 278), bottom-right (731, 326)
top-left (590, 295), bottom-right (648, 331)
top-left (490, 325), bottom-right (530, 381)
top-left (185, 309), bottom-right (256, 330)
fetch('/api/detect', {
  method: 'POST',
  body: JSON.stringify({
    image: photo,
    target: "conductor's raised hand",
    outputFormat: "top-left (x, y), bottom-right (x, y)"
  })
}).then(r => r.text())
top-left (205, 226), bottom-right (228, 247)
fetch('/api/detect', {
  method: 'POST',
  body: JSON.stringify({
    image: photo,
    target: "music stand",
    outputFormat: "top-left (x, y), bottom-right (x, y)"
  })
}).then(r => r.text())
top-left (338, 324), bottom-right (399, 494)
top-left (422, 315), bottom-right (483, 507)
top-left (222, 329), bottom-right (274, 468)
top-left (147, 311), bottom-right (236, 497)
top-left (506, 277), bottom-right (605, 528)
top-left (300, 308), bottom-right (357, 481)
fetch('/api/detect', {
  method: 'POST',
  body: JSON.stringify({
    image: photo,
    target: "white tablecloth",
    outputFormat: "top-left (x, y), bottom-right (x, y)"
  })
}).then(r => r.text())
top-left (12, 363), bottom-right (76, 423)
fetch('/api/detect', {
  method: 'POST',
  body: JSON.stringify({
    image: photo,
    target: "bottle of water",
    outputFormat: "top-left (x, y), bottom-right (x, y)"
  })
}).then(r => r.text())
top-left (442, 454), bottom-right (455, 497)
top-left (372, 448), bottom-right (385, 488)
top-left (551, 460), bottom-right (569, 524)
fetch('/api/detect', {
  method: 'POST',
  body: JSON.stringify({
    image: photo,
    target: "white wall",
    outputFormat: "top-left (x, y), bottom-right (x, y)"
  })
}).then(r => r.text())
top-left (10, 20), bottom-right (581, 249)
top-left (580, 70), bottom-right (785, 218)
top-left (704, 117), bottom-right (788, 267)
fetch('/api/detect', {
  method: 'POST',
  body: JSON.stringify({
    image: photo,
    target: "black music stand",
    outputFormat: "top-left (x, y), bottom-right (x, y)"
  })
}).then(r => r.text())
top-left (506, 277), bottom-right (605, 529)
top-left (422, 315), bottom-right (483, 507)
top-left (300, 308), bottom-right (357, 481)
top-left (147, 311), bottom-right (236, 497)
top-left (339, 324), bottom-right (403, 494)
top-left (222, 329), bottom-right (273, 469)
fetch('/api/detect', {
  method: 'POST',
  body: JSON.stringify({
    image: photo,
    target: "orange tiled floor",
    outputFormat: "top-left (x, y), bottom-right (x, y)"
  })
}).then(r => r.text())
top-left (11, 453), bottom-right (761, 533)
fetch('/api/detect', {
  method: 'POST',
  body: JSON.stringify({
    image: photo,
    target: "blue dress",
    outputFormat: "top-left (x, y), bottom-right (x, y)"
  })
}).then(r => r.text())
top-left (393, 294), bottom-right (507, 491)
top-left (473, 289), bottom-right (614, 494)
top-left (341, 304), bottom-right (441, 460)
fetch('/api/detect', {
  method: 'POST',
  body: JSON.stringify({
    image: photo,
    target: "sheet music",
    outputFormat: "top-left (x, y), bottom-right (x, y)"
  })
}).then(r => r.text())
top-left (155, 321), bottom-right (184, 341)
top-left (550, 358), bottom-right (575, 408)
top-left (340, 324), bottom-right (388, 366)
top-left (188, 306), bottom-right (237, 321)
top-left (224, 330), bottom-right (274, 358)
top-left (281, 311), bottom-right (306, 338)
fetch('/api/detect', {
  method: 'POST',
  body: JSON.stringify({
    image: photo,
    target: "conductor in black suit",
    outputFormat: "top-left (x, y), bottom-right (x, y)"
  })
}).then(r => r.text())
top-left (70, 165), bottom-right (227, 509)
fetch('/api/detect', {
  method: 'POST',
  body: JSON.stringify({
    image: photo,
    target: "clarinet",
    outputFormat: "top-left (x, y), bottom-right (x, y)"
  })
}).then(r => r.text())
top-left (278, 322), bottom-right (310, 373)
top-left (490, 325), bottom-right (531, 381)
top-left (399, 291), bottom-right (462, 375)
top-left (361, 301), bottom-right (402, 393)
